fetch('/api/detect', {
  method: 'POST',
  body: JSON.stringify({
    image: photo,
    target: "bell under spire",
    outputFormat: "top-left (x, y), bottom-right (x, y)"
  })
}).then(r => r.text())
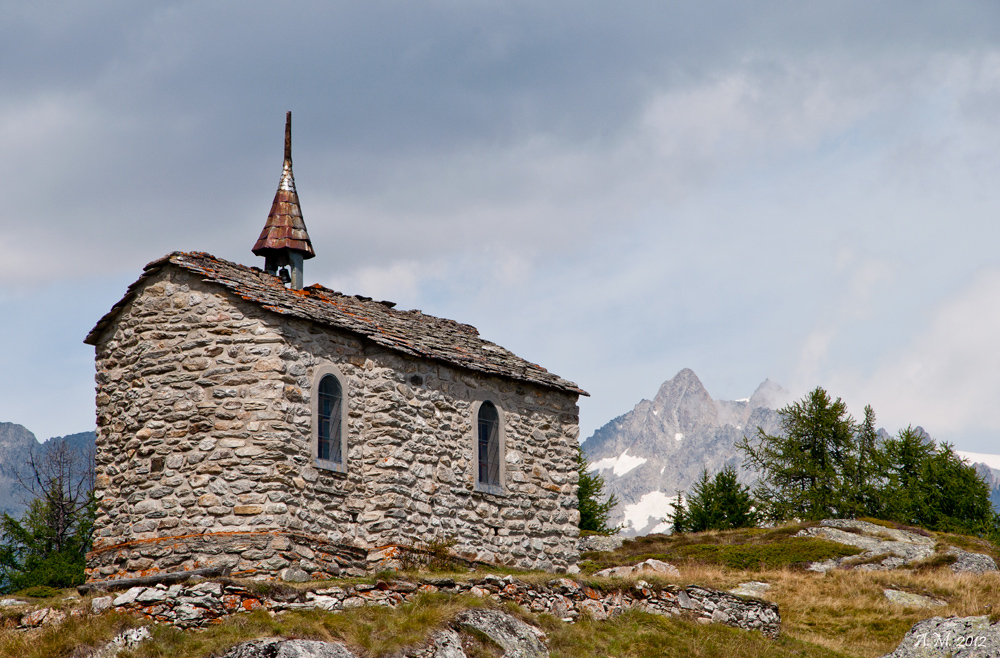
top-left (252, 111), bottom-right (315, 289)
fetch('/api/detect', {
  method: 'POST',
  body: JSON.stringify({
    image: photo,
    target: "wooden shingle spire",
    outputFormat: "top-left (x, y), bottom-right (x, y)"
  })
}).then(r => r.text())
top-left (253, 112), bottom-right (314, 288)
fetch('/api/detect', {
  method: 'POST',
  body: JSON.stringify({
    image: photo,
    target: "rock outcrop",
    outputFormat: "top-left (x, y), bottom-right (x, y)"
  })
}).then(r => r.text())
top-left (219, 639), bottom-right (358, 658)
top-left (454, 609), bottom-right (548, 658)
top-left (797, 519), bottom-right (997, 574)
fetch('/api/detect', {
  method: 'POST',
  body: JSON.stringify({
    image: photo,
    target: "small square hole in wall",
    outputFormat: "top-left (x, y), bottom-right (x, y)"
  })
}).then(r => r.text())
top-left (409, 374), bottom-right (424, 387)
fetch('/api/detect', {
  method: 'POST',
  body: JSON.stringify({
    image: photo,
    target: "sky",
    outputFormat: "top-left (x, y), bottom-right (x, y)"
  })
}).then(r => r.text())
top-left (3, 2), bottom-right (1000, 453)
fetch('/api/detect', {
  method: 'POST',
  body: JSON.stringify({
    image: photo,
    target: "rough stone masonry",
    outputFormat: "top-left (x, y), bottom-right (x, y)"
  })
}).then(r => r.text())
top-left (85, 254), bottom-right (585, 582)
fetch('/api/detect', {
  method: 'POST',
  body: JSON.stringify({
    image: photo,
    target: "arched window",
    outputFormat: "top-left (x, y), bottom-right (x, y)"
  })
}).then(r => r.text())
top-left (315, 372), bottom-right (344, 468)
top-left (477, 401), bottom-right (501, 488)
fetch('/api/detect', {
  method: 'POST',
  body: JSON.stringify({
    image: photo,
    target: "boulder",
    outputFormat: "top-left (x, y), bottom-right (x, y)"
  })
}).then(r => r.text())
top-left (593, 558), bottom-right (679, 579)
top-left (947, 549), bottom-right (998, 575)
top-left (454, 609), bottom-right (548, 658)
top-left (425, 629), bottom-right (467, 658)
top-left (879, 616), bottom-right (1000, 657)
top-left (883, 589), bottom-right (947, 608)
top-left (91, 596), bottom-right (114, 614)
top-left (729, 581), bottom-right (771, 598)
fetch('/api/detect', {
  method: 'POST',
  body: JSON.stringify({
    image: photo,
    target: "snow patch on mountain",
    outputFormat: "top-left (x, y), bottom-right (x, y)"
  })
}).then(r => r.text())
top-left (956, 450), bottom-right (1000, 471)
top-left (589, 449), bottom-right (648, 477)
top-left (622, 490), bottom-right (681, 535)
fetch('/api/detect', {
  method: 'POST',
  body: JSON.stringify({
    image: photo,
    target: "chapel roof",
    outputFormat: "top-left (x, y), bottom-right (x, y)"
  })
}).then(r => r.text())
top-left (84, 251), bottom-right (587, 396)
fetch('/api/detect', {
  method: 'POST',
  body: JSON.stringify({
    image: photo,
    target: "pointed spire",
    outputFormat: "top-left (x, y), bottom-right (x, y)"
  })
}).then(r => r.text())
top-left (253, 112), bottom-right (315, 288)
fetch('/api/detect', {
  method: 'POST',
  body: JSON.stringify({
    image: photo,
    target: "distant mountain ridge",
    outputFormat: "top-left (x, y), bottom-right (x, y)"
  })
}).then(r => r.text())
top-left (0, 422), bottom-right (96, 517)
top-left (581, 369), bottom-right (789, 536)
top-left (582, 371), bottom-right (1000, 536)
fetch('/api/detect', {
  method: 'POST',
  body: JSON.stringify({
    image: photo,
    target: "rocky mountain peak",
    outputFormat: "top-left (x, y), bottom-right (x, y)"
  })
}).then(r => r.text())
top-left (583, 370), bottom-right (784, 536)
top-left (651, 369), bottom-right (718, 434)
top-left (748, 378), bottom-right (793, 411)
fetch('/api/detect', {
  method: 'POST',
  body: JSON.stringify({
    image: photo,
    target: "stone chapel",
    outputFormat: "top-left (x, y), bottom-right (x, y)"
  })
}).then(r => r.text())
top-left (83, 113), bottom-right (587, 583)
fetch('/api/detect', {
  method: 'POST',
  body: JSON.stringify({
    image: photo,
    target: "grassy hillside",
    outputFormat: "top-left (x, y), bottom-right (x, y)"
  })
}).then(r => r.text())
top-left (0, 520), bottom-right (996, 658)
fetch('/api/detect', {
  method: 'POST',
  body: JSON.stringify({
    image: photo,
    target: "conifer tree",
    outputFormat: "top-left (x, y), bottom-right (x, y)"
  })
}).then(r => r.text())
top-left (576, 446), bottom-right (620, 535)
top-left (738, 387), bottom-right (855, 521)
top-left (0, 442), bottom-right (95, 592)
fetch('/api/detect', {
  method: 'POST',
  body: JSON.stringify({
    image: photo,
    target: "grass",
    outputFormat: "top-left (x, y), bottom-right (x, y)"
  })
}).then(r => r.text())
top-left (117, 592), bottom-right (485, 658)
top-left (580, 523), bottom-right (862, 573)
top-left (540, 609), bottom-right (852, 658)
top-left (1, 519), bottom-right (997, 658)
top-left (0, 611), bottom-right (145, 658)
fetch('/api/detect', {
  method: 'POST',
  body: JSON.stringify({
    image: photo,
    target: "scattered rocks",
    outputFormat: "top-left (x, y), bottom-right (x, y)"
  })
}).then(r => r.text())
top-left (578, 535), bottom-right (625, 553)
top-left (455, 608), bottom-right (549, 658)
top-left (883, 589), bottom-right (947, 608)
top-left (20, 607), bottom-right (66, 627)
top-left (947, 549), bottom-right (998, 575)
top-left (593, 558), bottom-right (680, 579)
top-left (879, 616), bottom-right (1000, 657)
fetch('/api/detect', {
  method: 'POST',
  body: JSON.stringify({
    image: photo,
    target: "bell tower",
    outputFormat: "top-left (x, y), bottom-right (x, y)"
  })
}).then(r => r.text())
top-left (252, 111), bottom-right (315, 289)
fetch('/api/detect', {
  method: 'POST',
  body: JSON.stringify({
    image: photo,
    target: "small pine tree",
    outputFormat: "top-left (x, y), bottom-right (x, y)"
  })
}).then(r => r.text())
top-left (669, 466), bottom-right (758, 533)
top-left (576, 446), bottom-right (620, 535)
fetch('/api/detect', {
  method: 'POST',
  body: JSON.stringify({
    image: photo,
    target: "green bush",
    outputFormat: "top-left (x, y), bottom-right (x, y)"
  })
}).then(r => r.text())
top-left (669, 466), bottom-right (758, 533)
top-left (17, 585), bottom-right (60, 599)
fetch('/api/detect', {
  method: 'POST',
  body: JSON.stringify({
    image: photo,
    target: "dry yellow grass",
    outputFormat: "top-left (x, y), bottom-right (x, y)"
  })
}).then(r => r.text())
top-left (608, 562), bottom-right (1000, 658)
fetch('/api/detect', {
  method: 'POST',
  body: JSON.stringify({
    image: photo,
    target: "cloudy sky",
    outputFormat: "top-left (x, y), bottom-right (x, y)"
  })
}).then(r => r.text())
top-left (3, 2), bottom-right (1000, 453)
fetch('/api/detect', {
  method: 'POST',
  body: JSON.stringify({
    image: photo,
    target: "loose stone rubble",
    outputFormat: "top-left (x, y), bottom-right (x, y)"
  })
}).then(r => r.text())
top-left (797, 519), bottom-right (997, 574)
top-left (879, 616), bottom-right (1000, 658)
top-left (12, 575), bottom-right (780, 638)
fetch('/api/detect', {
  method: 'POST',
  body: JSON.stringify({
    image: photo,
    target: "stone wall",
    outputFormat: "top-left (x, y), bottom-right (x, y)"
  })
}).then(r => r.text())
top-left (71, 575), bottom-right (781, 639)
top-left (89, 266), bottom-right (581, 581)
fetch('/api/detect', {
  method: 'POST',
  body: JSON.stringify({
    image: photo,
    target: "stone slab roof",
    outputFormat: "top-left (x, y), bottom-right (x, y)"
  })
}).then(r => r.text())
top-left (85, 252), bottom-right (586, 396)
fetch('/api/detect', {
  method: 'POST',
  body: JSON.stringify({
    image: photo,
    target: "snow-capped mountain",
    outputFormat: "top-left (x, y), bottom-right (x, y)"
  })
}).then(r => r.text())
top-left (581, 369), bottom-right (788, 536)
